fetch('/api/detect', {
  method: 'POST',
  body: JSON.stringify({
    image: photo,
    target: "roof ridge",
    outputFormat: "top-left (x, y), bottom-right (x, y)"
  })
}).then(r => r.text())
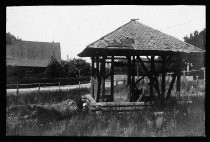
top-left (86, 20), bottom-right (135, 48)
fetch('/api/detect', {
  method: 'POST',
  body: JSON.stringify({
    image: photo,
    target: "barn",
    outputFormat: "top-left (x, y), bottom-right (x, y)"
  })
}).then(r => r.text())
top-left (6, 40), bottom-right (61, 79)
top-left (6, 40), bottom-right (61, 67)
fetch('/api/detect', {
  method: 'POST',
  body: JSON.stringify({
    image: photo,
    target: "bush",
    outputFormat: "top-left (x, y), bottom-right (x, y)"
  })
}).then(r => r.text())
top-left (45, 56), bottom-right (65, 78)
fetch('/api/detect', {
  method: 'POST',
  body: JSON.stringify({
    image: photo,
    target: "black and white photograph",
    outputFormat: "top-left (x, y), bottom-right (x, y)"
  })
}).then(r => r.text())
top-left (6, 5), bottom-right (205, 136)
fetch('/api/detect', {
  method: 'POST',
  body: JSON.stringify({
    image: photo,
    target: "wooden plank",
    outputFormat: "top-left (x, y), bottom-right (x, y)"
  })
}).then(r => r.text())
top-left (93, 102), bottom-right (145, 107)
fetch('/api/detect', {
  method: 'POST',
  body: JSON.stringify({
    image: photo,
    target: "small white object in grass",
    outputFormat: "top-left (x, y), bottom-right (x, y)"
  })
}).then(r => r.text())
top-left (83, 103), bottom-right (87, 108)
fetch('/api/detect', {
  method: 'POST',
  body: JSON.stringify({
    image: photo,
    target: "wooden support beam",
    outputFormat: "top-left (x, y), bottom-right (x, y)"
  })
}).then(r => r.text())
top-left (135, 75), bottom-right (146, 84)
top-left (131, 56), bottom-right (135, 96)
top-left (90, 57), bottom-right (95, 98)
top-left (146, 56), bottom-right (151, 62)
top-left (127, 56), bottom-right (131, 102)
top-left (110, 56), bottom-right (114, 102)
top-left (150, 56), bottom-right (154, 97)
top-left (137, 56), bottom-right (161, 97)
top-left (96, 56), bottom-right (101, 102)
top-left (127, 56), bottom-right (131, 87)
top-left (161, 55), bottom-right (166, 105)
top-left (101, 56), bottom-right (106, 102)
top-left (166, 73), bottom-right (176, 101)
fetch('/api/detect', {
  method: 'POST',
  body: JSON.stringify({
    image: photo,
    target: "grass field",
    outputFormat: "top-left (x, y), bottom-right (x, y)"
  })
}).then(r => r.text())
top-left (6, 81), bottom-right (205, 136)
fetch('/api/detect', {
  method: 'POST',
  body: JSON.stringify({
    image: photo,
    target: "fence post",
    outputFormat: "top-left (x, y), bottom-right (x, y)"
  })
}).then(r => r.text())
top-left (16, 83), bottom-right (19, 95)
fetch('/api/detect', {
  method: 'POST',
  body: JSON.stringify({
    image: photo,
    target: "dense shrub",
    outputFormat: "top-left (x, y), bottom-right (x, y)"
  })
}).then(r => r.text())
top-left (45, 56), bottom-right (65, 78)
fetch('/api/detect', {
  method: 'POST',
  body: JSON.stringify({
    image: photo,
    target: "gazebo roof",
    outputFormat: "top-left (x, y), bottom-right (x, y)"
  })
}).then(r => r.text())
top-left (78, 20), bottom-right (205, 57)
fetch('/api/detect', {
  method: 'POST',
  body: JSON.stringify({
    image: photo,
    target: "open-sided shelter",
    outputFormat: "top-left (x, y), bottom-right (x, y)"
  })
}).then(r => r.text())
top-left (78, 19), bottom-right (205, 106)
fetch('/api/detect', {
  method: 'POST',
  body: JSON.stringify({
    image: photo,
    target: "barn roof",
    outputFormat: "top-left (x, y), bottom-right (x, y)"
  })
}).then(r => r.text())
top-left (78, 20), bottom-right (205, 57)
top-left (6, 40), bottom-right (61, 67)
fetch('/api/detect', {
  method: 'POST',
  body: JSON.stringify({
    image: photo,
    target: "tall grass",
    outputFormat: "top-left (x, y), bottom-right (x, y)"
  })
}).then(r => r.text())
top-left (7, 88), bottom-right (89, 107)
top-left (6, 79), bottom-right (205, 136)
top-left (7, 96), bottom-right (205, 136)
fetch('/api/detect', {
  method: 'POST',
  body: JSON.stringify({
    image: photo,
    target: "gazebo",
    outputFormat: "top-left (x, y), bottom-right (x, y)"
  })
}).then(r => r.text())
top-left (78, 19), bottom-right (204, 107)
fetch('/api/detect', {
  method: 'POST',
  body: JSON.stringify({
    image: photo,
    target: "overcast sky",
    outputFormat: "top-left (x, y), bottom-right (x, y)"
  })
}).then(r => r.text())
top-left (6, 5), bottom-right (205, 62)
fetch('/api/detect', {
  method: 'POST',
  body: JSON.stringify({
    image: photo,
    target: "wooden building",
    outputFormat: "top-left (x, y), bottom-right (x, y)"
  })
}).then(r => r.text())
top-left (78, 19), bottom-right (205, 106)
top-left (6, 40), bottom-right (61, 67)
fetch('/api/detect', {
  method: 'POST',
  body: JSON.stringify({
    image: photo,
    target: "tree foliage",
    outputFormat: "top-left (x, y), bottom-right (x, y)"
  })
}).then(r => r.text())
top-left (183, 28), bottom-right (206, 70)
top-left (62, 58), bottom-right (90, 78)
top-left (6, 32), bottom-right (18, 45)
top-left (45, 56), bottom-right (65, 78)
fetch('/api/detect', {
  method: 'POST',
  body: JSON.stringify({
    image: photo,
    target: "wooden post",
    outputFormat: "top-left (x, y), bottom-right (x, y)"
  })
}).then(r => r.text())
top-left (90, 57), bottom-right (95, 98)
top-left (127, 56), bottom-right (131, 102)
top-left (96, 57), bottom-right (101, 102)
top-left (101, 56), bottom-right (106, 101)
top-left (16, 83), bottom-right (19, 95)
top-left (131, 56), bottom-right (135, 99)
top-left (150, 56), bottom-right (154, 97)
top-left (183, 70), bottom-right (187, 94)
top-left (161, 55), bottom-right (166, 106)
top-left (110, 56), bottom-right (114, 102)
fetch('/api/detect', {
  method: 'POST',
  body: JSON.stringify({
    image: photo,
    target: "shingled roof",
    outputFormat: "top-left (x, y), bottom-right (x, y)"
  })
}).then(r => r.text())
top-left (78, 20), bottom-right (205, 57)
top-left (6, 40), bottom-right (61, 67)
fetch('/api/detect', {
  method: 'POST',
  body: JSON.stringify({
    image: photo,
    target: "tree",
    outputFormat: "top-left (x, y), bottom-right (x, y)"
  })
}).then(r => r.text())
top-left (63, 58), bottom-right (90, 78)
top-left (183, 28), bottom-right (206, 70)
top-left (45, 56), bottom-right (64, 78)
top-left (6, 32), bottom-right (17, 45)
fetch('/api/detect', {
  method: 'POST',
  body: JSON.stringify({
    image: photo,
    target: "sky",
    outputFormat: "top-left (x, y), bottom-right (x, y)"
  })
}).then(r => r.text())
top-left (6, 5), bottom-right (206, 63)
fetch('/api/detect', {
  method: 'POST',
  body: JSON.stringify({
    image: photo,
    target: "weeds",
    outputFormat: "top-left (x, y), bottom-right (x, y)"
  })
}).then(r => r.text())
top-left (6, 80), bottom-right (205, 136)
top-left (7, 88), bottom-right (89, 107)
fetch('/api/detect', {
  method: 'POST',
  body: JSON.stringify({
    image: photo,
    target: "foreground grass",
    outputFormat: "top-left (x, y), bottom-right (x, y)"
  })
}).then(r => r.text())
top-left (6, 82), bottom-right (205, 136)
top-left (6, 95), bottom-right (205, 136)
